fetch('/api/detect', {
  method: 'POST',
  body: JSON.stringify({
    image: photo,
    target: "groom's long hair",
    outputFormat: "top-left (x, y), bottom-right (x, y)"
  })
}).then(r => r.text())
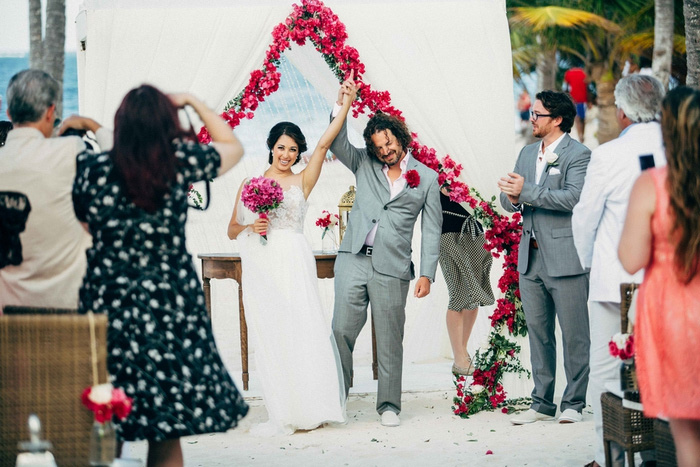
top-left (363, 113), bottom-right (412, 159)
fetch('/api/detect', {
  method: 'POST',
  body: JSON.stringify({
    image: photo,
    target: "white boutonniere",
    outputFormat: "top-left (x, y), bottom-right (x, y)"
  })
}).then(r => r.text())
top-left (545, 149), bottom-right (559, 169)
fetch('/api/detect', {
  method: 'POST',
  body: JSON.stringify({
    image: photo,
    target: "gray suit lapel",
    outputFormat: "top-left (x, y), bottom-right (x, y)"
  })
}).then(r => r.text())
top-left (539, 134), bottom-right (571, 185)
top-left (373, 161), bottom-right (391, 194)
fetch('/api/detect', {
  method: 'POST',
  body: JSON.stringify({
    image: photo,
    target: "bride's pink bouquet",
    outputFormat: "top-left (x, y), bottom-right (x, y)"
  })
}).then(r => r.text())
top-left (241, 176), bottom-right (284, 244)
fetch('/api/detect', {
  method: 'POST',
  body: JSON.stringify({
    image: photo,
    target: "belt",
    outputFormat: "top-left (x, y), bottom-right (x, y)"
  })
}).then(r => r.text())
top-left (530, 238), bottom-right (539, 250)
top-left (359, 245), bottom-right (374, 256)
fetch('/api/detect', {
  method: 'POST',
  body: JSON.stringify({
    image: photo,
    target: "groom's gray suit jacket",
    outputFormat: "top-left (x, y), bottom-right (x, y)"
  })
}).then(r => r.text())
top-left (330, 119), bottom-right (441, 281)
top-left (500, 133), bottom-right (590, 277)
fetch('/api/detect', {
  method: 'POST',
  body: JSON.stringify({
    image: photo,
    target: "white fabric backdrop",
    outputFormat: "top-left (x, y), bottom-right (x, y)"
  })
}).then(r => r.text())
top-left (76, 0), bottom-right (553, 399)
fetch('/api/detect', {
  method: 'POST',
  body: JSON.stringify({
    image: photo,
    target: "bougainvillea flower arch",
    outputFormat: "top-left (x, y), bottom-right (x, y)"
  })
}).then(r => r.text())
top-left (200, 0), bottom-right (527, 417)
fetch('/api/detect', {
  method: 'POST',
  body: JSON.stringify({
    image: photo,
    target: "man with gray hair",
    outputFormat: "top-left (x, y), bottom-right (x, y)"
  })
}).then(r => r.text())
top-left (572, 74), bottom-right (665, 467)
top-left (0, 69), bottom-right (112, 310)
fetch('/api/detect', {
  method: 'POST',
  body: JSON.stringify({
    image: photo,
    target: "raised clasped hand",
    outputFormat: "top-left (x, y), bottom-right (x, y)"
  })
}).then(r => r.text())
top-left (498, 172), bottom-right (524, 204)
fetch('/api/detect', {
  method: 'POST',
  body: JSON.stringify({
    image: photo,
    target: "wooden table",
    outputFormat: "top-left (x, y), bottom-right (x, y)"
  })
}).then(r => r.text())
top-left (199, 252), bottom-right (378, 391)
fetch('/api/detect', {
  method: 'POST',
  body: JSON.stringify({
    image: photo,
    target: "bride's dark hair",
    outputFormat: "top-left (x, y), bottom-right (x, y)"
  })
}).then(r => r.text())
top-left (266, 122), bottom-right (307, 165)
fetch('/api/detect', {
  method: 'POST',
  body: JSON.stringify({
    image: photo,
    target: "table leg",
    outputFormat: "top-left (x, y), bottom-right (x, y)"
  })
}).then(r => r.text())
top-left (238, 285), bottom-right (249, 391)
top-left (203, 277), bottom-right (211, 318)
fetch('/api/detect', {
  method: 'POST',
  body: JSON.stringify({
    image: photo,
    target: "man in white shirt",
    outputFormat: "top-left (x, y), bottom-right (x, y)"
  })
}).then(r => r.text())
top-left (0, 69), bottom-right (112, 311)
top-left (572, 74), bottom-right (665, 467)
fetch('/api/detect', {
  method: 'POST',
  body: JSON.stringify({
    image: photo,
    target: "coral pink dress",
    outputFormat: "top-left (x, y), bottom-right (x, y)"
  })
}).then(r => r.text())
top-left (636, 167), bottom-right (700, 419)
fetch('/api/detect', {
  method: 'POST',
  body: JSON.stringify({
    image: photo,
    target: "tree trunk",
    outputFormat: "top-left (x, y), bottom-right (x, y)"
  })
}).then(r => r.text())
top-left (652, 0), bottom-right (674, 89)
top-left (26, 0), bottom-right (66, 120)
top-left (28, 0), bottom-right (42, 69)
top-left (44, 0), bottom-right (66, 118)
top-left (594, 78), bottom-right (620, 145)
top-left (685, 0), bottom-right (700, 86)
top-left (536, 47), bottom-right (557, 92)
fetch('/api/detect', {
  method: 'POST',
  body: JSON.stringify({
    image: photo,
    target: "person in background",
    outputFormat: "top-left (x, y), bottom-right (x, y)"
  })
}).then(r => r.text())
top-left (563, 66), bottom-right (589, 143)
top-left (72, 84), bottom-right (248, 466)
top-left (572, 74), bottom-right (666, 467)
top-left (619, 86), bottom-right (700, 467)
top-left (517, 89), bottom-right (531, 136)
top-left (0, 69), bottom-right (112, 311)
top-left (439, 189), bottom-right (494, 376)
top-left (498, 90), bottom-right (591, 426)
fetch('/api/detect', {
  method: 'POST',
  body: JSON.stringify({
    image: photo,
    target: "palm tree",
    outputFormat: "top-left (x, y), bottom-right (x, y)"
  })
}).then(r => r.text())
top-left (509, 6), bottom-right (619, 92)
top-left (29, 0), bottom-right (66, 119)
top-left (686, 0), bottom-right (700, 85)
top-left (652, 0), bottom-right (675, 88)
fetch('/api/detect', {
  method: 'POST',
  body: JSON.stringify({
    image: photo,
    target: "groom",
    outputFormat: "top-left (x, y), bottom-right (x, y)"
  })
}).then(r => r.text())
top-left (329, 78), bottom-right (441, 427)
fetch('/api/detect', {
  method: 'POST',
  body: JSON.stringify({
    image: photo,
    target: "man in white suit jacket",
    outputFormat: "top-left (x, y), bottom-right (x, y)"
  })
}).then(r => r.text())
top-left (572, 74), bottom-right (665, 467)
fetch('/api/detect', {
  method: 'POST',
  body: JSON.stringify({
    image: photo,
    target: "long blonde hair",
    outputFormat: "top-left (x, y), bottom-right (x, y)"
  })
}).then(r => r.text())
top-left (662, 86), bottom-right (700, 283)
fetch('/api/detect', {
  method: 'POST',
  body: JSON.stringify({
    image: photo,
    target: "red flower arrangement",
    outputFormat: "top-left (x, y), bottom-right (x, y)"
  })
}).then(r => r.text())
top-left (404, 169), bottom-right (420, 188)
top-left (240, 176), bottom-right (284, 244)
top-left (199, 0), bottom-right (525, 417)
top-left (81, 383), bottom-right (133, 424)
top-left (315, 209), bottom-right (339, 235)
top-left (609, 333), bottom-right (635, 361)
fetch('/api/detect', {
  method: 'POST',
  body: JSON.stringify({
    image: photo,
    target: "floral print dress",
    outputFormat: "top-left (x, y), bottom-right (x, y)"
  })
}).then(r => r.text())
top-left (72, 139), bottom-right (248, 441)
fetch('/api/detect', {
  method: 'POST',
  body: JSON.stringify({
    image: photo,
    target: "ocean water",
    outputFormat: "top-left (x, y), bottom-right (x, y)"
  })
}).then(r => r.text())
top-left (0, 52), bottom-right (79, 119)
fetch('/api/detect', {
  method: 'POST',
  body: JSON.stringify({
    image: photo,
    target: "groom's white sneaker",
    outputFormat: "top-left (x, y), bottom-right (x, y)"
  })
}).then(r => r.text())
top-left (381, 411), bottom-right (400, 427)
top-left (510, 409), bottom-right (554, 425)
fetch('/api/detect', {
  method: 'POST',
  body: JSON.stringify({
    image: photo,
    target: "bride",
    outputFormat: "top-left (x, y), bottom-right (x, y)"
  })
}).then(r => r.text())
top-left (227, 80), bottom-right (356, 435)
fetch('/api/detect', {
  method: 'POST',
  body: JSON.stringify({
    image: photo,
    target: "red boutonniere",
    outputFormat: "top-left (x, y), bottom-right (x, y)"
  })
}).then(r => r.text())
top-left (405, 169), bottom-right (420, 188)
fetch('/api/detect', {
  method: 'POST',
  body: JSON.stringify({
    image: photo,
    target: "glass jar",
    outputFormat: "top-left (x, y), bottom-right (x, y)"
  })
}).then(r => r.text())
top-left (321, 226), bottom-right (338, 253)
top-left (89, 421), bottom-right (117, 466)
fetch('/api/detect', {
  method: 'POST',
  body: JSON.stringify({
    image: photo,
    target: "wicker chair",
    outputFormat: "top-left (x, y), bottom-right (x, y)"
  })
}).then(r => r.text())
top-left (601, 283), bottom-right (655, 466)
top-left (654, 418), bottom-right (678, 467)
top-left (0, 310), bottom-right (108, 466)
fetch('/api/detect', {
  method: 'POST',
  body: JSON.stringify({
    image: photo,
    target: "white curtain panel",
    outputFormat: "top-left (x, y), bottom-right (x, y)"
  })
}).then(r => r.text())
top-left (77, 0), bottom-right (544, 398)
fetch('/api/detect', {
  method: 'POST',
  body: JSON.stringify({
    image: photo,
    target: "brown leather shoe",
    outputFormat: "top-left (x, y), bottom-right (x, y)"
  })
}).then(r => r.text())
top-left (584, 461), bottom-right (601, 467)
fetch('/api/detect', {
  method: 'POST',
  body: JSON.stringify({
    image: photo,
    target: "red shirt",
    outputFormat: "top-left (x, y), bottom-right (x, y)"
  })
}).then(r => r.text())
top-left (564, 68), bottom-right (587, 104)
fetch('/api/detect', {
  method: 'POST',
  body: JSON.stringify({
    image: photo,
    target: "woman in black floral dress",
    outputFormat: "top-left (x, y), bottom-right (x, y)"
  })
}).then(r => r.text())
top-left (72, 85), bottom-right (248, 466)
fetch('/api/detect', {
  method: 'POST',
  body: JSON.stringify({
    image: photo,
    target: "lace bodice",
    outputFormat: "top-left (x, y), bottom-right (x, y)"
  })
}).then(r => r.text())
top-left (267, 185), bottom-right (307, 233)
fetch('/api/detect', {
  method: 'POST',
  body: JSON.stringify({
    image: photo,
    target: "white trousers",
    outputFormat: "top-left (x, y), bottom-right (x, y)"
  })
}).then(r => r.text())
top-left (588, 300), bottom-right (624, 466)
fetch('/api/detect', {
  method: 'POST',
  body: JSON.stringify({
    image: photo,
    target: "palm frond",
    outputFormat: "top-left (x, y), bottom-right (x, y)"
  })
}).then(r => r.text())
top-left (509, 6), bottom-right (621, 34)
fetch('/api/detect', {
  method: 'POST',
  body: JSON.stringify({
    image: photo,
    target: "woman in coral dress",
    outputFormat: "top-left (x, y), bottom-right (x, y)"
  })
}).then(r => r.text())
top-left (619, 86), bottom-right (700, 466)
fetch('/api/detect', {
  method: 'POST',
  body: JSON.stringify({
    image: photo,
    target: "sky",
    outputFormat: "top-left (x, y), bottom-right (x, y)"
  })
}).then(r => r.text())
top-left (0, 0), bottom-right (82, 54)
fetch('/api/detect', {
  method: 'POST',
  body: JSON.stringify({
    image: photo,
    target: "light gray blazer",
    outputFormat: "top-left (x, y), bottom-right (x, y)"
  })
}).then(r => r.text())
top-left (500, 133), bottom-right (591, 277)
top-left (330, 118), bottom-right (442, 281)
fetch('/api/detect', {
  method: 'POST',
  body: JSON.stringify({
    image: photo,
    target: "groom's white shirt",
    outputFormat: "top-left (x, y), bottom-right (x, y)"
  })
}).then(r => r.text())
top-left (572, 121), bottom-right (665, 302)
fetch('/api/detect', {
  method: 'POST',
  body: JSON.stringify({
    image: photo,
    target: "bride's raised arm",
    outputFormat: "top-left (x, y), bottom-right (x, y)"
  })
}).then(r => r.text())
top-left (300, 76), bottom-right (357, 198)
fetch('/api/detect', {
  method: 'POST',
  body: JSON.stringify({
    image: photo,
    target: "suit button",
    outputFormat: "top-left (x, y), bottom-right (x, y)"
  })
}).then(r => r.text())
top-left (383, 206), bottom-right (388, 210)
top-left (525, 230), bottom-right (530, 235)
top-left (372, 219), bottom-right (376, 223)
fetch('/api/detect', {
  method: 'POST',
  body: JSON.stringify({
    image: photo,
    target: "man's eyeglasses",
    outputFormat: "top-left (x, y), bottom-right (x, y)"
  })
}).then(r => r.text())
top-left (530, 111), bottom-right (553, 121)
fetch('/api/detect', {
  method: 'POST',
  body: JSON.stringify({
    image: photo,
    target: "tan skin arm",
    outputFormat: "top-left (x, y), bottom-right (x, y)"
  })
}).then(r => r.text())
top-left (169, 93), bottom-right (244, 176)
top-left (618, 171), bottom-right (656, 274)
top-left (300, 75), bottom-right (357, 199)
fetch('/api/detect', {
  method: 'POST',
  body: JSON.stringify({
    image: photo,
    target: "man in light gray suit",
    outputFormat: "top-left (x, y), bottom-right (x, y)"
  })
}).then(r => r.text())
top-left (498, 90), bottom-right (591, 425)
top-left (329, 79), bottom-right (441, 427)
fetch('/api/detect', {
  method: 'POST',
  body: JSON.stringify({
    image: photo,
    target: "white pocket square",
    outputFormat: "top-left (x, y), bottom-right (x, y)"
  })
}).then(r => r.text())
top-left (549, 168), bottom-right (561, 175)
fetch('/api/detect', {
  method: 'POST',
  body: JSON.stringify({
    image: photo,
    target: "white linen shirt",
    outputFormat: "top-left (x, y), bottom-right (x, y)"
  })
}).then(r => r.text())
top-left (0, 127), bottom-right (112, 310)
top-left (572, 121), bottom-right (665, 302)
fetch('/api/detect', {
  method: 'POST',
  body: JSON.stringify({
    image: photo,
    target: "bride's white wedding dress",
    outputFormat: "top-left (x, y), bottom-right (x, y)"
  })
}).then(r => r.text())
top-left (237, 182), bottom-right (347, 436)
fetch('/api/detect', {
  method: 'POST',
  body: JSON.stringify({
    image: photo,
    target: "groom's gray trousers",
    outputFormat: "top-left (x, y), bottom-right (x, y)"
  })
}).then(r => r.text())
top-left (332, 251), bottom-right (409, 415)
